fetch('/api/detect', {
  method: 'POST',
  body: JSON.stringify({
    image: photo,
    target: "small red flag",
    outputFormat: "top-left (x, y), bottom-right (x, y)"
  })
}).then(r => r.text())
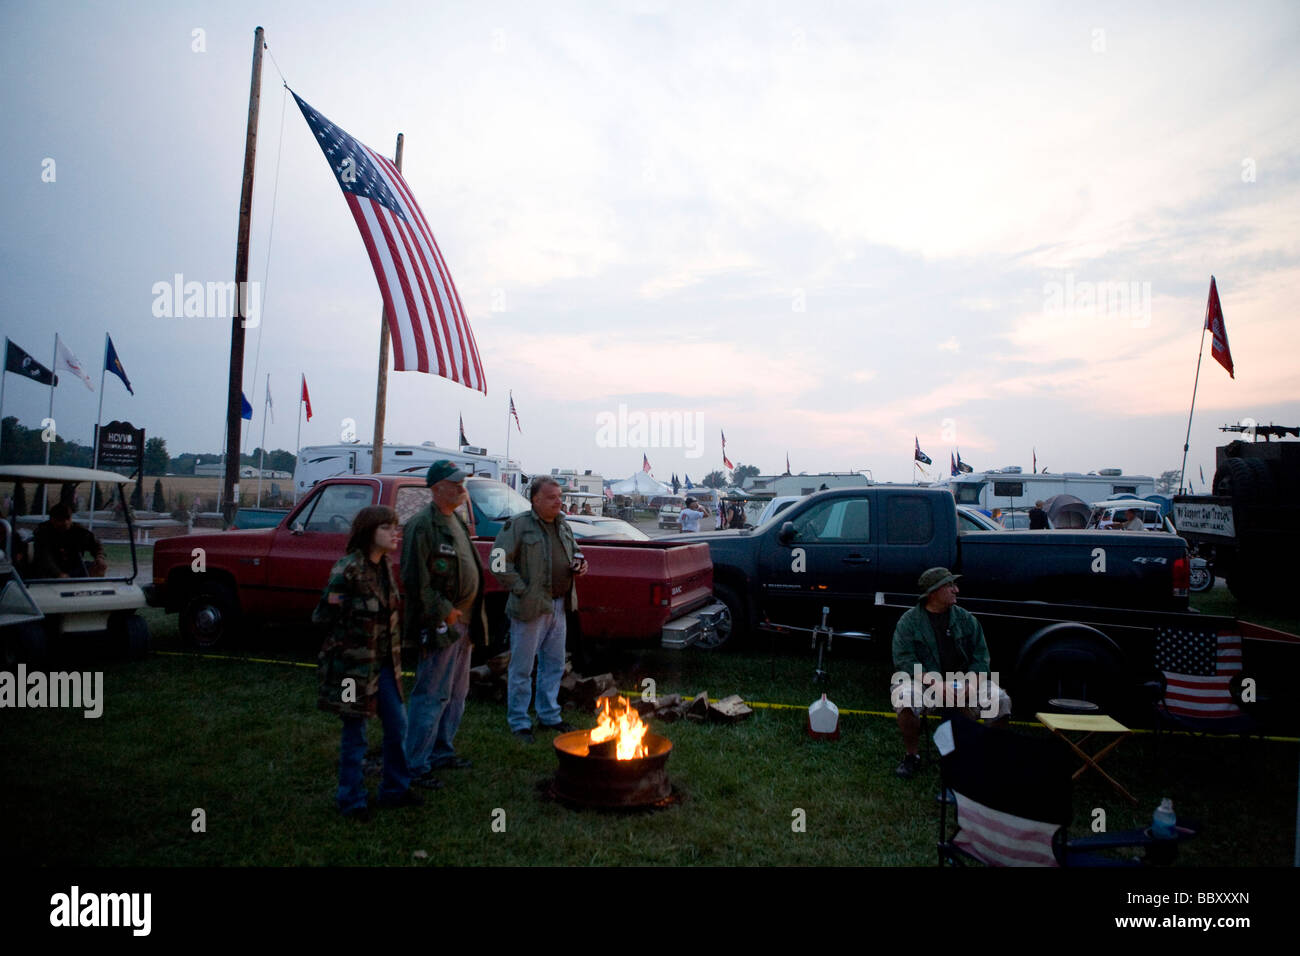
top-left (1204, 276), bottom-right (1234, 379)
top-left (722, 430), bottom-right (734, 471)
top-left (301, 374), bottom-right (313, 421)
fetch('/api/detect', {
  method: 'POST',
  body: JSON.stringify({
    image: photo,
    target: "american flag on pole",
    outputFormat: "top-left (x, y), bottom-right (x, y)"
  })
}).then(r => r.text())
top-left (1155, 626), bottom-right (1243, 719)
top-left (642, 453), bottom-right (652, 474)
top-left (292, 92), bottom-right (486, 393)
top-left (722, 430), bottom-right (734, 471)
top-left (509, 393), bottom-right (522, 432)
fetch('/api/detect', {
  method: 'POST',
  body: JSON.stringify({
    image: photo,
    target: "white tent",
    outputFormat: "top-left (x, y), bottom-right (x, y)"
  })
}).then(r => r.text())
top-left (608, 472), bottom-right (671, 496)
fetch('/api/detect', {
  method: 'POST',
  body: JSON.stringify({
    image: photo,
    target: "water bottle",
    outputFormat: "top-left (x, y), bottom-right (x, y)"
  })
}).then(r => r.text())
top-left (1151, 797), bottom-right (1176, 839)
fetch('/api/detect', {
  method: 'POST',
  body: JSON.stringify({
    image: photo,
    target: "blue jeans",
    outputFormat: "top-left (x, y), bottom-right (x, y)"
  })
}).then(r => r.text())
top-left (337, 666), bottom-right (411, 812)
top-left (405, 631), bottom-right (472, 776)
top-left (507, 598), bottom-right (567, 731)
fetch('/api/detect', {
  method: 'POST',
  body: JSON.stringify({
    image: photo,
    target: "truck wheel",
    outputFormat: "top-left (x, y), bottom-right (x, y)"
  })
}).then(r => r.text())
top-left (180, 583), bottom-right (239, 650)
top-left (700, 583), bottom-right (746, 650)
top-left (1016, 630), bottom-right (1124, 715)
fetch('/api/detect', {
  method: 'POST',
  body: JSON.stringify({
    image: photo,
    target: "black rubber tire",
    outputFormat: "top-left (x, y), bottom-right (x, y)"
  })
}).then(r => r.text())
top-left (180, 582), bottom-right (239, 650)
top-left (117, 613), bottom-right (150, 660)
top-left (699, 582), bottom-right (746, 650)
top-left (1016, 631), bottom-right (1125, 715)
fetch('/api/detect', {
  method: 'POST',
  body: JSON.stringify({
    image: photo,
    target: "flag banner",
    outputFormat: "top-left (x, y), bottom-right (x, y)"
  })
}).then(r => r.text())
top-left (509, 393), bottom-right (522, 432)
top-left (722, 430), bottom-right (734, 470)
top-left (1032, 447), bottom-right (1037, 474)
top-left (956, 449), bottom-right (972, 473)
top-left (1155, 627), bottom-right (1243, 719)
top-left (241, 392), bottom-right (253, 421)
top-left (685, 474), bottom-right (694, 489)
top-left (301, 375), bottom-right (313, 421)
top-left (914, 437), bottom-right (931, 466)
top-left (1199, 465), bottom-right (1205, 486)
top-left (105, 335), bottom-right (133, 395)
top-left (642, 453), bottom-right (652, 474)
top-left (292, 92), bottom-right (486, 393)
top-left (5, 338), bottom-right (56, 385)
top-left (459, 414), bottom-right (469, 447)
top-left (1204, 276), bottom-right (1234, 378)
top-left (672, 473), bottom-right (680, 494)
top-left (56, 336), bottom-right (94, 391)
top-left (785, 452), bottom-right (791, 476)
top-left (951, 453), bottom-right (958, 477)
top-left (266, 377), bottom-right (274, 424)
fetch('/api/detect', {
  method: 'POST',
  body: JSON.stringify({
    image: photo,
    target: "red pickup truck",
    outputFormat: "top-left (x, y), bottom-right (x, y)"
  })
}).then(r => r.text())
top-left (147, 475), bottom-right (723, 651)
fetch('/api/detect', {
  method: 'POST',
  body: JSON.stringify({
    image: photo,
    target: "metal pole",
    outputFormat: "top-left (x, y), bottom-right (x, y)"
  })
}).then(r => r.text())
top-left (257, 373), bottom-right (269, 506)
top-left (1178, 325), bottom-right (1209, 494)
top-left (294, 374), bottom-right (303, 503)
top-left (222, 26), bottom-right (265, 526)
top-left (371, 133), bottom-right (404, 476)
top-left (88, 334), bottom-right (108, 532)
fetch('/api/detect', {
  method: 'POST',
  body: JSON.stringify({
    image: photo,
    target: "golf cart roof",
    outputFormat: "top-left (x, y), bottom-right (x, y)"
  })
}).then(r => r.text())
top-left (0, 464), bottom-right (137, 485)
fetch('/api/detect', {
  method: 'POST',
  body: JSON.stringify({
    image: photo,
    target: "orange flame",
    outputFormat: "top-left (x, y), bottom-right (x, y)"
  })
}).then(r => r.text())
top-left (589, 695), bottom-right (649, 760)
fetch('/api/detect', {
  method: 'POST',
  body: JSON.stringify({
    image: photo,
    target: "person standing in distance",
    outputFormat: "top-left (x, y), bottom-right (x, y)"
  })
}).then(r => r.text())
top-left (491, 476), bottom-right (588, 742)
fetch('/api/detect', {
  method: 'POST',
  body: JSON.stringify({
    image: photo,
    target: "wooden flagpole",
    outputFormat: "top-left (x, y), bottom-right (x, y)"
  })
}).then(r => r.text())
top-left (222, 26), bottom-right (265, 527)
top-left (371, 134), bottom-right (404, 475)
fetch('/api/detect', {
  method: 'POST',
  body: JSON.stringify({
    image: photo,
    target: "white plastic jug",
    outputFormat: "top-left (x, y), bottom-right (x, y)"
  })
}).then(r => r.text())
top-left (808, 693), bottom-right (839, 735)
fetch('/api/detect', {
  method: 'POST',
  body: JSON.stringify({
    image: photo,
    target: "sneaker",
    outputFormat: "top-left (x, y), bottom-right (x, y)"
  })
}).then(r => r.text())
top-left (378, 789), bottom-right (424, 809)
top-left (539, 720), bottom-right (575, 733)
top-left (512, 728), bottom-right (536, 744)
top-left (412, 771), bottom-right (445, 791)
top-left (895, 753), bottom-right (922, 779)
top-left (431, 755), bottom-right (473, 770)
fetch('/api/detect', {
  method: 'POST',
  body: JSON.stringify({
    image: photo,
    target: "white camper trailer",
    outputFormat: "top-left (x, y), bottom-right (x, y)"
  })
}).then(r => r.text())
top-left (946, 467), bottom-right (1155, 515)
top-left (293, 443), bottom-right (524, 496)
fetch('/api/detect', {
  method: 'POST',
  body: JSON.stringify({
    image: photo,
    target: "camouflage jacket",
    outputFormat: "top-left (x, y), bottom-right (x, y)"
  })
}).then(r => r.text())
top-left (491, 509), bottom-right (578, 622)
top-left (313, 551), bottom-right (404, 719)
top-left (401, 505), bottom-right (487, 651)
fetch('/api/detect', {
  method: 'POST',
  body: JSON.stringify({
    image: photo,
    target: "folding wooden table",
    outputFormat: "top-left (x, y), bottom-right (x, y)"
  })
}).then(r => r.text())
top-left (1036, 711), bottom-right (1137, 806)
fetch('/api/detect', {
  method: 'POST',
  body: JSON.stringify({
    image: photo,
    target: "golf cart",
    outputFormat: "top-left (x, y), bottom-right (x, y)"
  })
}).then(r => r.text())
top-left (0, 465), bottom-right (150, 666)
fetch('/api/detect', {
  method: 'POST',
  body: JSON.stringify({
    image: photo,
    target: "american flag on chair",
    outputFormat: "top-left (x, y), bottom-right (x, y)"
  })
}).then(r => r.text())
top-left (1155, 626), bottom-right (1243, 719)
top-left (952, 793), bottom-right (1060, 867)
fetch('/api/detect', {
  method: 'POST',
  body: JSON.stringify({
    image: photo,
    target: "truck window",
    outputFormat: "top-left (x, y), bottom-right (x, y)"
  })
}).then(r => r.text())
top-left (790, 498), bottom-right (870, 543)
top-left (300, 484), bottom-right (374, 532)
top-left (886, 496), bottom-right (934, 544)
top-left (395, 486), bottom-right (433, 525)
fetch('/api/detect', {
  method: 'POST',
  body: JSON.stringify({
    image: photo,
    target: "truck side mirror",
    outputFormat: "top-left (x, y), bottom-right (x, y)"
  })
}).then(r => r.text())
top-left (778, 521), bottom-right (796, 546)
top-left (291, 521), bottom-right (305, 535)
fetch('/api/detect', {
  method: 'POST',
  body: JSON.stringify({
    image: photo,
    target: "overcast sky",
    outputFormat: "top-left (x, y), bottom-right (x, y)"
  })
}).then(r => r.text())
top-left (3, 0), bottom-right (1297, 487)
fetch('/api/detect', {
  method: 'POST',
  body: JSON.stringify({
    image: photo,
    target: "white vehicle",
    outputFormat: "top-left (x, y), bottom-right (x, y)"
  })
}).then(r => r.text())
top-left (294, 442), bottom-right (524, 496)
top-left (1, 465), bottom-right (149, 666)
top-left (756, 495), bottom-right (805, 527)
top-left (947, 467), bottom-right (1154, 515)
top-left (1088, 499), bottom-right (1173, 532)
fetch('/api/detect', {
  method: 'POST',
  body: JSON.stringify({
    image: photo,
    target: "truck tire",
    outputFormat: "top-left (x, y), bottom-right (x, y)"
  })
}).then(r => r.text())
top-left (701, 582), bottom-right (746, 651)
top-left (1015, 626), bottom-right (1125, 715)
top-left (180, 582), bottom-right (239, 650)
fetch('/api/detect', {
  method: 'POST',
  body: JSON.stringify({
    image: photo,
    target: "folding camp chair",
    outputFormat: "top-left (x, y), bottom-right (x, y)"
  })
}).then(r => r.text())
top-left (936, 716), bottom-right (1192, 867)
top-left (1150, 625), bottom-right (1259, 744)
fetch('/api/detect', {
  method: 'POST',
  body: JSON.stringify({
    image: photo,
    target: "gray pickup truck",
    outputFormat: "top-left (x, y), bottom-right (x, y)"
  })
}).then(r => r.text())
top-left (665, 485), bottom-right (1190, 646)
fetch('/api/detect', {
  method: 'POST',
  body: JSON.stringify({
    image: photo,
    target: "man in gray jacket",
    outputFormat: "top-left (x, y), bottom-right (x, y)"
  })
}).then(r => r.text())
top-left (491, 476), bottom-right (588, 742)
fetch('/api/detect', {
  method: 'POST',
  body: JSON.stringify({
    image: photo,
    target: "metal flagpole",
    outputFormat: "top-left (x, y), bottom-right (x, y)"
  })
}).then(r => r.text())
top-left (0, 338), bottom-right (8, 462)
top-left (1178, 324), bottom-right (1209, 494)
top-left (257, 373), bottom-right (269, 506)
top-left (40, 334), bottom-right (59, 515)
top-left (505, 390), bottom-right (512, 464)
top-left (88, 333), bottom-right (109, 532)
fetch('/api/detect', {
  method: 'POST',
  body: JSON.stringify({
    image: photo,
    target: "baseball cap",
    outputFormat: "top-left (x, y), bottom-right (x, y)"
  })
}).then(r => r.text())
top-left (426, 460), bottom-right (467, 486)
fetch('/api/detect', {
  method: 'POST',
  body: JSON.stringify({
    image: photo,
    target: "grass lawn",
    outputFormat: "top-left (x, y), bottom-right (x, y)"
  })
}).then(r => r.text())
top-left (3, 595), bottom-right (1296, 867)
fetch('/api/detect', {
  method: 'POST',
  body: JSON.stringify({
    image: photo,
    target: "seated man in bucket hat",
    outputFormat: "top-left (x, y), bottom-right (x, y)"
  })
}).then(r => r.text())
top-left (890, 567), bottom-right (1011, 779)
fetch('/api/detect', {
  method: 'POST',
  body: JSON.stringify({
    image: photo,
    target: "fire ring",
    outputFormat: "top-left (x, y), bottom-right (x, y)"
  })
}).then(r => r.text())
top-left (552, 730), bottom-right (674, 808)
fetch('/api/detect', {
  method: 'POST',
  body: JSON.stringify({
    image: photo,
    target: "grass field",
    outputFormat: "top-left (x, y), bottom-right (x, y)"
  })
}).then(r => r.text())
top-left (3, 594), bottom-right (1297, 867)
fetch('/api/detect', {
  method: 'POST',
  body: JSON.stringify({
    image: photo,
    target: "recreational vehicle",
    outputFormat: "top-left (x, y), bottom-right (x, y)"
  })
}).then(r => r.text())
top-left (946, 467), bottom-right (1155, 514)
top-left (293, 443), bottom-right (524, 496)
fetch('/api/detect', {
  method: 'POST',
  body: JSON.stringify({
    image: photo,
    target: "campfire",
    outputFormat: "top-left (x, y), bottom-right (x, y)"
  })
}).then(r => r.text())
top-left (552, 695), bottom-right (674, 807)
top-left (588, 695), bottom-right (648, 760)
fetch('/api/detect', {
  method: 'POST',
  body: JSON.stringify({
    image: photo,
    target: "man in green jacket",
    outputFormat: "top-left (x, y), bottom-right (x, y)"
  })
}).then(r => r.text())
top-left (890, 567), bottom-right (1010, 779)
top-left (491, 475), bottom-right (588, 743)
top-left (403, 461), bottom-right (488, 789)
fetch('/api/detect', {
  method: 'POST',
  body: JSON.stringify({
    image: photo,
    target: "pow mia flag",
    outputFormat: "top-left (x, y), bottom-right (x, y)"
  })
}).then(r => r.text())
top-left (4, 338), bottom-right (57, 385)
